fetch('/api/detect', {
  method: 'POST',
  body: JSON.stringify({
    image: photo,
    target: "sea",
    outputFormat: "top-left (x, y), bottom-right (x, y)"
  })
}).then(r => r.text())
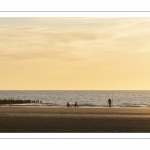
top-left (0, 90), bottom-right (150, 107)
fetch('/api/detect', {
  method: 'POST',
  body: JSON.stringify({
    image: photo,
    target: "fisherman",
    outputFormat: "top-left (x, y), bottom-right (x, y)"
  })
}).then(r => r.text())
top-left (74, 101), bottom-right (78, 108)
top-left (108, 98), bottom-right (112, 107)
top-left (67, 102), bottom-right (71, 107)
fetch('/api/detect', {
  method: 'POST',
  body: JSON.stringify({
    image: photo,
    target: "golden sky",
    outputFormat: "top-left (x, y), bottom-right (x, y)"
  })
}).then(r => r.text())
top-left (0, 18), bottom-right (150, 90)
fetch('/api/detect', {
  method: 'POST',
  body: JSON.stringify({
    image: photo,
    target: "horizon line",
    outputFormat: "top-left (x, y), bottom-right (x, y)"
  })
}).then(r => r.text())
top-left (0, 89), bottom-right (150, 91)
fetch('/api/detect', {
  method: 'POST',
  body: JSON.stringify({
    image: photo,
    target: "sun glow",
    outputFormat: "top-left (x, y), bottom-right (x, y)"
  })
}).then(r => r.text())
top-left (0, 18), bottom-right (150, 90)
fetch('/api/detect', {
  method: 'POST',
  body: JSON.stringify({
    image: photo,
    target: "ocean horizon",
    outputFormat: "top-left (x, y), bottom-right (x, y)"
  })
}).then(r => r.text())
top-left (1, 90), bottom-right (150, 107)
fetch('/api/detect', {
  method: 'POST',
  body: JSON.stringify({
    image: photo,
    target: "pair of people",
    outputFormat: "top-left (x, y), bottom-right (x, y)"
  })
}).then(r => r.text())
top-left (67, 102), bottom-right (78, 108)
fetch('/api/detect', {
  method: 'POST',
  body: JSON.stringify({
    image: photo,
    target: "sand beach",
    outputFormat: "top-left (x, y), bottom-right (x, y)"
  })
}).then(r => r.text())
top-left (0, 106), bottom-right (150, 132)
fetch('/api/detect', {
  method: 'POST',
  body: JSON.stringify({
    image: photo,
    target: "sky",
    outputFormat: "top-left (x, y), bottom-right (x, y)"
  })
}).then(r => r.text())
top-left (0, 17), bottom-right (150, 90)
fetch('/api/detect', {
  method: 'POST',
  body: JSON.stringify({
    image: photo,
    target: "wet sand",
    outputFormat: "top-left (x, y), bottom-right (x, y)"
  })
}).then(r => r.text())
top-left (0, 107), bottom-right (150, 132)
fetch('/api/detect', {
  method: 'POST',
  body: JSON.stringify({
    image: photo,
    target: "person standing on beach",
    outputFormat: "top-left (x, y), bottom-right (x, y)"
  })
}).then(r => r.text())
top-left (108, 98), bottom-right (112, 107)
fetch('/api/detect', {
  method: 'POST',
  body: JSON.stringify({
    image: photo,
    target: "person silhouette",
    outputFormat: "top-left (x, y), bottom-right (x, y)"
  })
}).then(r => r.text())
top-left (74, 101), bottom-right (78, 108)
top-left (67, 102), bottom-right (71, 107)
top-left (108, 98), bottom-right (112, 107)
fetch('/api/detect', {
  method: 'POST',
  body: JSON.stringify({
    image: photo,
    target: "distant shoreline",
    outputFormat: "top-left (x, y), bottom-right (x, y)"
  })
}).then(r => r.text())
top-left (0, 104), bottom-right (147, 108)
top-left (1, 90), bottom-right (150, 107)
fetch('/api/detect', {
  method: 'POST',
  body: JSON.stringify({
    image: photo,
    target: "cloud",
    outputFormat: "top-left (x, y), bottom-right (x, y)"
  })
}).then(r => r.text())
top-left (1, 17), bottom-right (150, 63)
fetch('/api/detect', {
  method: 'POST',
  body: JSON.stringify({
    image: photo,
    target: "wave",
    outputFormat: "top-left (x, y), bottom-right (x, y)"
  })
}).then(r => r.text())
top-left (1, 103), bottom-right (150, 108)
